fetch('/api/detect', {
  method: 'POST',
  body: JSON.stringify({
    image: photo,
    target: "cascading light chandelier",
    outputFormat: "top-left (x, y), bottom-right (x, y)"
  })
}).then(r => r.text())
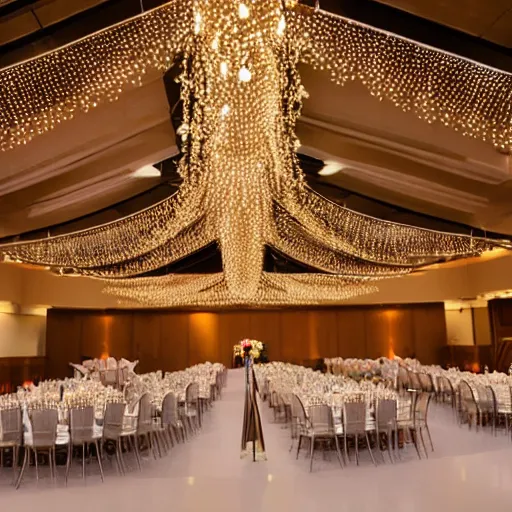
top-left (0, 0), bottom-right (510, 307)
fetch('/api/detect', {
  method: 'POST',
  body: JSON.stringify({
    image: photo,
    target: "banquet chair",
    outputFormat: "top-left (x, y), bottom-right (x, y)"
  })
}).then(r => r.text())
top-left (405, 392), bottom-right (433, 457)
top-left (289, 394), bottom-right (303, 453)
top-left (134, 393), bottom-right (160, 464)
top-left (0, 407), bottom-right (23, 482)
top-left (181, 383), bottom-right (200, 435)
top-left (375, 399), bottom-right (398, 463)
top-left (474, 384), bottom-right (496, 434)
top-left (102, 402), bottom-right (133, 475)
top-left (396, 367), bottom-right (410, 392)
top-left (408, 372), bottom-right (422, 392)
top-left (66, 406), bottom-right (104, 483)
top-left (342, 401), bottom-right (377, 466)
top-left (437, 376), bottom-right (456, 410)
top-left (295, 402), bottom-right (343, 472)
top-left (493, 384), bottom-right (512, 435)
top-left (101, 369), bottom-right (118, 389)
top-left (418, 373), bottom-right (435, 394)
top-left (16, 408), bottom-right (65, 489)
top-left (162, 392), bottom-right (186, 445)
top-left (458, 380), bottom-right (478, 428)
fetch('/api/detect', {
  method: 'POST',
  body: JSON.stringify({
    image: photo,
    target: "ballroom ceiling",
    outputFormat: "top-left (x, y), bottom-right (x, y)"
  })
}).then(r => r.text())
top-left (372, 0), bottom-right (512, 47)
top-left (0, 0), bottom-right (511, 240)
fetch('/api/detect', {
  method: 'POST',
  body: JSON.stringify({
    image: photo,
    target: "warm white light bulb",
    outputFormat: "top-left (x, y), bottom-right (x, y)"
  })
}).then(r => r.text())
top-left (277, 15), bottom-right (286, 36)
top-left (238, 66), bottom-right (251, 82)
top-left (220, 61), bottom-right (228, 77)
top-left (194, 12), bottom-right (202, 34)
top-left (239, 3), bottom-right (250, 19)
top-left (221, 104), bottom-right (230, 116)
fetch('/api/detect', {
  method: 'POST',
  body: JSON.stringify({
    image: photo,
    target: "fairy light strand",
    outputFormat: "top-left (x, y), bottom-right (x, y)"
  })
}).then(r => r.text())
top-left (0, 0), bottom-right (509, 307)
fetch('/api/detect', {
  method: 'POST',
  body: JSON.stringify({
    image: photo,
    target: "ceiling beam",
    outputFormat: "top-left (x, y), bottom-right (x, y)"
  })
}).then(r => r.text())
top-left (321, 0), bottom-right (512, 72)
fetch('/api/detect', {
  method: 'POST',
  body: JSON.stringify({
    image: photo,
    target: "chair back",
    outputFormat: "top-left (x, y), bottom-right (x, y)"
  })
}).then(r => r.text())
top-left (376, 399), bottom-right (397, 430)
top-left (0, 407), bottom-right (22, 444)
top-left (414, 392), bottom-right (431, 423)
top-left (308, 404), bottom-right (333, 435)
top-left (343, 401), bottom-right (366, 435)
top-left (437, 376), bottom-right (454, 396)
top-left (137, 393), bottom-right (153, 435)
top-left (291, 394), bottom-right (307, 424)
top-left (408, 372), bottom-right (422, 391)
top-left (397, 367), bottom-right (410, 390)
top-left (103, 369), bottom-right (117, 388)
top-left (418, 373), bottom-right (434, 393)
top-left (475, 384), bottom-right (495, 414)
top-left (494, 384), bottom-right (512, 412)
top-left (186, 382), bottom-right (199, 405)
top-left (162, 392), bottom-right (178, 427)
top-left (69, 406), bottom-right (95, 444)
top-left (103, 402), bottom-right (126, 439)
top-left (30, 409), bottom-right (58, 447)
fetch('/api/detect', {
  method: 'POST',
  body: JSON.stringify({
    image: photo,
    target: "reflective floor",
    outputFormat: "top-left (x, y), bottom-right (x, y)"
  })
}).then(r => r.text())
top-left (2, 369), bottom-right (512, 511)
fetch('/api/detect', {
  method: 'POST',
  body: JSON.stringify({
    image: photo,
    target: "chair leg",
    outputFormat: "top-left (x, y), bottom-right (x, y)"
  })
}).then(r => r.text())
top-left (296, 435), bottom-right (302, 460)
top-left (309, 436), bottom-right (315, 473)
top-left (49, 447), bottom-right (55, 480)
top-left (15, 448), bottom-right (29, 490)
top-left (387, 429), bottom-right (394, 464)
top-left (52, 448), bottom-right (57, 479)
top-left (425, 424), bottom-right (434, 452)
top-left (65, 443), bottom-right (72, 484)
top-left (153, 432), bottom-right (163, 458)
top-left (411, 429), bottom-right (421, 460)
top-left (12, 446), bottom-right (18, 484)
top-left (333, 435), bottom-right (344, 468)
top-left (366, 432), bottom-right (377, 466)
top-left (419, 427), bottom-right (428, 459)
top-left (115, 439), bottom-right (125, 475)
top-left (82, 443), bottom-right (86, 479)
top-left (132, 436), bottom-right (142, 471)
top-left (355, 434), bottom-right (359, 465)
top-left (344, 434), bottom-right (349, 463)
top-left (94, 440), bottom-right (104, 482)
top-left (34, 448), bottom-right (39, 481)
top-left (166, 427), bottom-right (174, 448)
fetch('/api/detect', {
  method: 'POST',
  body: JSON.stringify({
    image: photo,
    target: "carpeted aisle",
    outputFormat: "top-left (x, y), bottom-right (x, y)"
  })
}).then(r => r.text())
top-left (2, 369), bottom-right (512, 512)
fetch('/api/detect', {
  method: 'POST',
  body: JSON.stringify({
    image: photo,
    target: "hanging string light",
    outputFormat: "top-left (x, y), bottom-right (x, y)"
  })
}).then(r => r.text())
top-left (0, 0), bottom-right (510, 307)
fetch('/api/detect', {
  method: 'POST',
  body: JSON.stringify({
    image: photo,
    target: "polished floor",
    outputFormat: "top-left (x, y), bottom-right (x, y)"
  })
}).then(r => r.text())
top-left (2, 369), bottom-right (512, 511)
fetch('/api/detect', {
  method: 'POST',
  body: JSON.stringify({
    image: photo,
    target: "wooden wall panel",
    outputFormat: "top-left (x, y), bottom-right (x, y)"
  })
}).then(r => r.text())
top-left (160, 313), bottom-right (189, 372)
top-left (363, 310), bottom-right (389, 360)
top-left (280, 312), bottom-right (309, 364)
top-left (105, 313), bottom-right (134, 361)
top-left (248, 311), bottom-right (281, 361)
top-left (81, 313), bottom-right (114, 362)
top-left (412, 306), bottom-right (445, 364)
top-left (337, 309), bottom-right (366, 358)
top-left (133, 313), bottom-right (161, 374)
top-left (46, 309), bottom-right (82, 379)
top-left (45, 303), bottom-right (448, 378)
top-left (312, 310), bottom-right (338, 360)
top-left (188, 312), bottom-right (220, 365)
top-left (218, 312), bottom-right (251, 366)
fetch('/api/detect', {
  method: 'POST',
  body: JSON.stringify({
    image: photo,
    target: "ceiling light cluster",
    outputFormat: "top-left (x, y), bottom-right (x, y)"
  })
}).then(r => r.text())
top-left (0, 0), bottom-right (509, 307)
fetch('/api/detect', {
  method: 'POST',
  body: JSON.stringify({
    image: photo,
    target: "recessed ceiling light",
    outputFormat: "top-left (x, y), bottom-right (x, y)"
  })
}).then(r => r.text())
top-left (132, 165), bottom-right (161, 178)
top-left (318, 160), bottom-right (345, 176)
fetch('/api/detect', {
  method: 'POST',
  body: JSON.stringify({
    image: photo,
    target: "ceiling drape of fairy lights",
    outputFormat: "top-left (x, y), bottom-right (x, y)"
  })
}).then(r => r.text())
top-left (0, 0), bottom-right (510, 307)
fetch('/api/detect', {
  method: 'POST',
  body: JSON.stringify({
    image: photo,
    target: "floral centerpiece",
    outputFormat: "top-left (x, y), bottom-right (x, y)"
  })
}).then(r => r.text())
top-left (240, 339), bottom-right (264, 360)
